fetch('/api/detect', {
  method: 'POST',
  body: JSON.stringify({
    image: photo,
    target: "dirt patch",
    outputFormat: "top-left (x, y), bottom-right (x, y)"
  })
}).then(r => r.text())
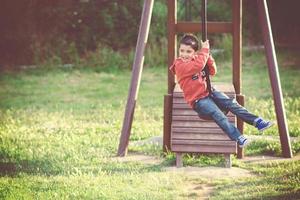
top-left (184, 182), bottom-right (214, 200)
top-left (131, 136), bottom-right (163, 146)
top-left (164, 166), bottom-right (253, 179)
top-left (111, 153), bottom-right (163, 165)
top-left (164, 166), bottom-right (254, 199)
top-left (113, 152), bottom-right (254, 199)
top-left (126, 136), bottom-right (300, 199)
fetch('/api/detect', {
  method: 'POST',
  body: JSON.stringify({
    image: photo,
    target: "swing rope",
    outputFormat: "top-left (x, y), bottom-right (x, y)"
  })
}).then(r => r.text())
top-left (197, 0), bottom-right (230, 119)
top-left (201, 0), bottom-right (212, 94)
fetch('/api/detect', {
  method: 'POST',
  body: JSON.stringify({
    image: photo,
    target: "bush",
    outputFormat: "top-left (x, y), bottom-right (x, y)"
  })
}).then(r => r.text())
top-left (212, 34), bottom-right (233, 61)
top-left (83, 44), bottom-right (134, 71)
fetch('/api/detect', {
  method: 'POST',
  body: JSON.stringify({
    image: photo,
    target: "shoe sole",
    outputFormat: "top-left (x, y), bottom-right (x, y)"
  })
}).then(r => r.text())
top-left (238, 139), bottom-right (249, 148)
top-left (258, 122), bottom-right (274, 132)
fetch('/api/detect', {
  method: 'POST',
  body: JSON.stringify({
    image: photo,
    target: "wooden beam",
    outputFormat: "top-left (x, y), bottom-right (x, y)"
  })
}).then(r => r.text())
top-left (232, 0), bottom-right (244, 159)
top-left (117, 0), bottom-right (154, 157)
top-left (164, 0), bottom-right (177, 153)
top-left (257, 0), bottom-right (292, 158)
top-left (167, 0), bottom-right (177, 93)
top-left (163, 94), bottom-right (173, 152)
top-left (236, 94), bottom-right (245, 159)
top-left (232, 0), bottom-right (242, 94)
top-left (175, 22), bottom-right (232, 33)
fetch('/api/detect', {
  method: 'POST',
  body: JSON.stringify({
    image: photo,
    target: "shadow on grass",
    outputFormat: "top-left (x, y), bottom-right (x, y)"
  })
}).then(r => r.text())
top-left (0, 150), bottom-right (231, 176)
top-left (0, 157), bottom-right (168, 177)
top-left (0, 159), bottom-right (63, 177)
top-left (0, 162), bottom-right (17, 176)
top-left (99, 159), bottom-right (165, 175)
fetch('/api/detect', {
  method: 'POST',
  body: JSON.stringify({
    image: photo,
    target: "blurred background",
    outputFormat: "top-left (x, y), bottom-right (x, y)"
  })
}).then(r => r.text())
top-left (0, 0), bottom-right (299, 69)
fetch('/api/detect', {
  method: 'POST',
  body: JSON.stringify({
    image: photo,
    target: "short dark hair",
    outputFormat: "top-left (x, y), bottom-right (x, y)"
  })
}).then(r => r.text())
top-left (180, 34), bottom-right (199, 51)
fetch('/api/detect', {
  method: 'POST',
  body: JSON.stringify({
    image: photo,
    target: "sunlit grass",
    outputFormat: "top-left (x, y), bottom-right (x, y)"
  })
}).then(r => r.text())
top-left (0, 50), bottom-right (299, 199)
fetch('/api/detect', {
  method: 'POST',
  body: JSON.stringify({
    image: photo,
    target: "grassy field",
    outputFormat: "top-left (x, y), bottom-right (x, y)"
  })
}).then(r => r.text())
top-left (0, 50), bottom-right (300, 199)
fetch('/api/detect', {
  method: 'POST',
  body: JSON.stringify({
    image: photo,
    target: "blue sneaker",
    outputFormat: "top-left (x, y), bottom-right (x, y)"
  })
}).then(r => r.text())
top-left (237, 135), bottom-right (248, 148)
top-left (255, 118), bottom-right (274, 132)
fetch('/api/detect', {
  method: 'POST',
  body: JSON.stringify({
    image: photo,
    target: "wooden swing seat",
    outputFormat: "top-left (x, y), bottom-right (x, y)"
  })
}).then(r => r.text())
top-left (171, 82), bottom-right (237, 168)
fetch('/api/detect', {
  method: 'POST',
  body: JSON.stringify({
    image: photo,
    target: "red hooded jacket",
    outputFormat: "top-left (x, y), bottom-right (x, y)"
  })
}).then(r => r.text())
top-left (169, 48), bottom-right (217, 107)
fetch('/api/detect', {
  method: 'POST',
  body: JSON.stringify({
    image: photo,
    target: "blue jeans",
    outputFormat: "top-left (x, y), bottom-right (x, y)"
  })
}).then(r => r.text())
top-left (193, 89), bottom-right (258, 141)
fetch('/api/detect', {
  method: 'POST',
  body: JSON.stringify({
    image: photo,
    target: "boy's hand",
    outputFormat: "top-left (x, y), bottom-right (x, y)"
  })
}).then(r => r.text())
top-left (201, 40), bottom-right (210, 49)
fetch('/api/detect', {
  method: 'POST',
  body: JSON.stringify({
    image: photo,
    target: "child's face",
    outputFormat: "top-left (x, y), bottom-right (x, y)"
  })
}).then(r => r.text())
top-left (179, 44), bottom-right (195, 60)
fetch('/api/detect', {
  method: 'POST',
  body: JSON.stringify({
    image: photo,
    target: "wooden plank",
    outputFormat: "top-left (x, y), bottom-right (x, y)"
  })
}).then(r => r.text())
top-left (172, 103), bottom-right (236, 117)
top-left (172, 127), bottom-right (225, 133)
top-left (172, 120), bottom-right (237, 128)
top-left (171, 127), bottom-right (225, 137)
top-left (172, 144), bottom-right (237, 153)
top-left (174, 83), bottom-right (236, 93)
top-left (172, 110), bottom-right (237, 124)
top-left (173, 93), bottom-right (235, 99)
top-left (172, 121), bottom-right (221, 128)
top-left (172, 109), bottom-right (199, 116)
top-left (172, 103), bottom-right (192, 109)
top-left (172, 97), bottom-right (188, 104)
top-left (172, 132), bottom-right (231, 140)
top-left (175, 22), bottom-right (232, 33)
top-left (172, 139), bottom-right (234, 145)
top-left (173, 115), bottom-right (208, 121)
top-left (173, 96), bottom-right (238, 104)
top-left (173, 91), bottom-right (235, 95)
top-left (172, 115), bottom-right (235, 122)
top-left (173, 92), bottom-right (184, 97)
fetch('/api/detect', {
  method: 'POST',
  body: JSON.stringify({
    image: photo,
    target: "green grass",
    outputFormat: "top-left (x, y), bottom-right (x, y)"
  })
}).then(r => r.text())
top-left (0, 50), bottom-right (300, 199)
top-left (211, 160), bottom-right (300, 199)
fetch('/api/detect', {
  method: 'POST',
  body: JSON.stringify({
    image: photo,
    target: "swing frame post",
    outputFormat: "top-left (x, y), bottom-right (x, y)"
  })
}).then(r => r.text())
top-left (163, 0), bottom-right (177, 152)
top-left (257, 0), bottom-right (292, 158)
top-left (232, 0), bottom-right (244, 159)
top-left (117, 0), bottom-right (154, 157)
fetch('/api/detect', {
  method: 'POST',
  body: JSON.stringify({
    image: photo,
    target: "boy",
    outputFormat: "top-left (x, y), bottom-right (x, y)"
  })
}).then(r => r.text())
top-left (169, 34), bottom-right (273, 147)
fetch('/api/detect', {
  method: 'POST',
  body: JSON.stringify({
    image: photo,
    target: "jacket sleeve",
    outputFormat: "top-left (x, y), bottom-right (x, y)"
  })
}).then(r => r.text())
top-left (169, 48), bottom-right (210, 82)
top-left (169, 59), bottom-right (177, 75)
top-left (192, 48), bottom-right (210, 71)
top-left (207, 54), bottom-right (217, 76)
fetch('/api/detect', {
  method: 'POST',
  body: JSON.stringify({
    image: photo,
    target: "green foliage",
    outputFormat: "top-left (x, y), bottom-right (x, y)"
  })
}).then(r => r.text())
top-left (1, 0), bottom-right (299, 68)
top-left (246, 140), bottom-right (282, 156)
top-left (292, 141), bottom-right (300, 155)
top-left (184, 154), bottom-right (226, 167)
top-left (212, 34), bottom-right (233, 61)
top-left (144, 38), bottom-right (168, 68)
top-left (83, 43), bottom-right (134, 71)
top-left (150, 1), bottom-right (167, 40)
top-left (177, 0), bottom-right (231, 21)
